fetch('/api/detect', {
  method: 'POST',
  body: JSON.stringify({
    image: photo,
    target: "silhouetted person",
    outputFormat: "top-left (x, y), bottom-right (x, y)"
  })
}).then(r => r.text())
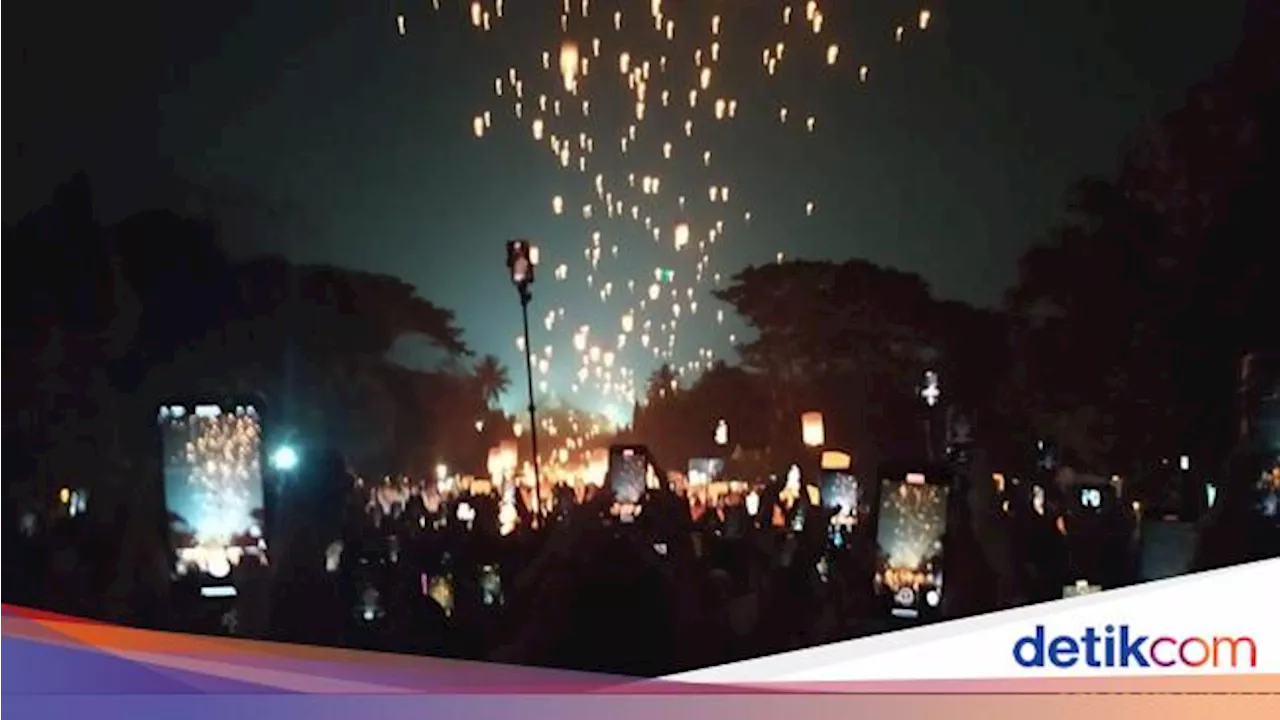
top-left (267, 447), bottom-right (357, 647)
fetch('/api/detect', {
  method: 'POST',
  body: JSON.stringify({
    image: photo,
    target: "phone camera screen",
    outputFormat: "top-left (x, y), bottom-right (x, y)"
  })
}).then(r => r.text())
top-left (609, 447), bottom-right (647, 505)
top-left (1079, 487), bottom-right (1104, 509)
top-left (423, 573), bottom-right (455, 617)
top-left (820, 471), bottom-right (859, 525)
top-left (479, 564), bottom-right (504, 607)
top-left (873, 474), bottom-right (949, 619)
top-left (158, 403), bottom-right (267, 579)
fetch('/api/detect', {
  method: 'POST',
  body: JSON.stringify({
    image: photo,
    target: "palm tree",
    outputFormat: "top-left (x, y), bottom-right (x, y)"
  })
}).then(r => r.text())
top-left (474, 354), bottom-right (511, 408)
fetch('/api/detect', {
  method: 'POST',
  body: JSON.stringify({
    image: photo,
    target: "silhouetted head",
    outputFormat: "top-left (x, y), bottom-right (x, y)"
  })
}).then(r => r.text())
top-left (550, 533), bottom-right (676, 677)
top-left (278, 447), bottom-right (352, 542)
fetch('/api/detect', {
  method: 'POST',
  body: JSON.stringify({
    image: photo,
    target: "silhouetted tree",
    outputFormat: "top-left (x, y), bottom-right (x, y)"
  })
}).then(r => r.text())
top-left (473, 355), bottom-right (511, 408)
top-left (712, 259), bottom-right (995, 471)
top-left (1006, 25), bottom-right (1279, 477)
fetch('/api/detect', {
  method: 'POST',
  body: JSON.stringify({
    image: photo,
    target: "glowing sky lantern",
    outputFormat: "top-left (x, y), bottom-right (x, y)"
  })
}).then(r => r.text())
top-left (673, 222), bottom-right (690, 250)
top-left (431, 2), bottom-right (940, 411)
top-left (560, 40), bottom-right (581, 90)
top-left (821, 450), bottom-right (853, 470)
top-left (801, 411), bottom-right (826, 447)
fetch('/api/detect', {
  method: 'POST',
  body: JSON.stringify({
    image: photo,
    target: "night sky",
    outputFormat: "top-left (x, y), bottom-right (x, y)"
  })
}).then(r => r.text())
top-left (10, 1), bottom-right (1247, 419)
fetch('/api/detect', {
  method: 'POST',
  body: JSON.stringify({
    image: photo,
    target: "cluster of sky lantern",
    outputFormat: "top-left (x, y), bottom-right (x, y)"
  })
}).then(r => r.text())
top-left (401, 1), bottom-right (935, 416)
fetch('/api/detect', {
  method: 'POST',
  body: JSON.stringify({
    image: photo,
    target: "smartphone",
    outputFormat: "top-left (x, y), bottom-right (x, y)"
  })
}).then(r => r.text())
top-left (608, 444), bottom-right (649, 505)
top-left (158, 402), bottom-right (268, 580)
top-left (873, 470), bottom-right (950, 620)
top-left (688, 457), bottom-right (725, 485)
top-left (1077, 485), bottom-right (1107, 512)
top-left (1071, 481), bottom-right (1116, 530)
top-left (479, 564), bottom-right (504, 607)
top-left (422, 573), bottom-right (455, 617)
top-left (820, 471), bottom-right (859, 523)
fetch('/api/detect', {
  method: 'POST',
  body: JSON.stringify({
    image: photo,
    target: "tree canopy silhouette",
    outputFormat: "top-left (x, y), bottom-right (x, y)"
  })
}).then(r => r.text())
top-left (1005, 26), bottom-right (1279, 473)
top-left (6, 176), bottom-right (476, 506)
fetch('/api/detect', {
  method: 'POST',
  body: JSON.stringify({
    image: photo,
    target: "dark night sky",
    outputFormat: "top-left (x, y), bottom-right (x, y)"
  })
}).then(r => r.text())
top-left (9, 1), bottom-right (1247, 418)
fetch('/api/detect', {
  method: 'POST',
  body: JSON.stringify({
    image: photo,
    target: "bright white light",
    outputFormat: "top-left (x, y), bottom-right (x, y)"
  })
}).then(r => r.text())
top-left (714, 418), bottom-right (729, 446)
top-left (921, 370), bottom-right (941, 407)
top-left (1179, 454), bottom-right (1190, 471)
top-left (206, 551), bottom-right (232, 579)
top-left (271, 446), bottom-right (299, 471)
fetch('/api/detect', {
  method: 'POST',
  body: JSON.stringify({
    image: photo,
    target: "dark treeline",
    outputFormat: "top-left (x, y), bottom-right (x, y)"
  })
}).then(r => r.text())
top-left (634, 24), bottom-right (1279, 493)
top-left (4, 176), bottom-right (521, 522)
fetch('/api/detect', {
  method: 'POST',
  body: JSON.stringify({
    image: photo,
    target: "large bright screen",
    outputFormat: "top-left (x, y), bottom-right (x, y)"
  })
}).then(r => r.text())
top-left (159, 403), bottom-right (267, 576)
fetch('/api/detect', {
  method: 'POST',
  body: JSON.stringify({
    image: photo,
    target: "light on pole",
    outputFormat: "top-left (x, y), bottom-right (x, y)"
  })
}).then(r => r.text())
top-left (506, 239), bottom-right (543, 520)
top-left (920, 370), bottom-right (941, 461)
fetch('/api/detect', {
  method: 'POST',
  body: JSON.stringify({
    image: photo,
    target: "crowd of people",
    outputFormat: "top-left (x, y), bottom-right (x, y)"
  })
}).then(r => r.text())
top-left (3, 444), bottom-right (1277, 678)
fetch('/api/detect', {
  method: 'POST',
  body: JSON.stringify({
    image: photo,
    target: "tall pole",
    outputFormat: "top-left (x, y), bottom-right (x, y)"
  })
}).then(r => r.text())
top-left (519, 286), bottom-right (543, 521)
